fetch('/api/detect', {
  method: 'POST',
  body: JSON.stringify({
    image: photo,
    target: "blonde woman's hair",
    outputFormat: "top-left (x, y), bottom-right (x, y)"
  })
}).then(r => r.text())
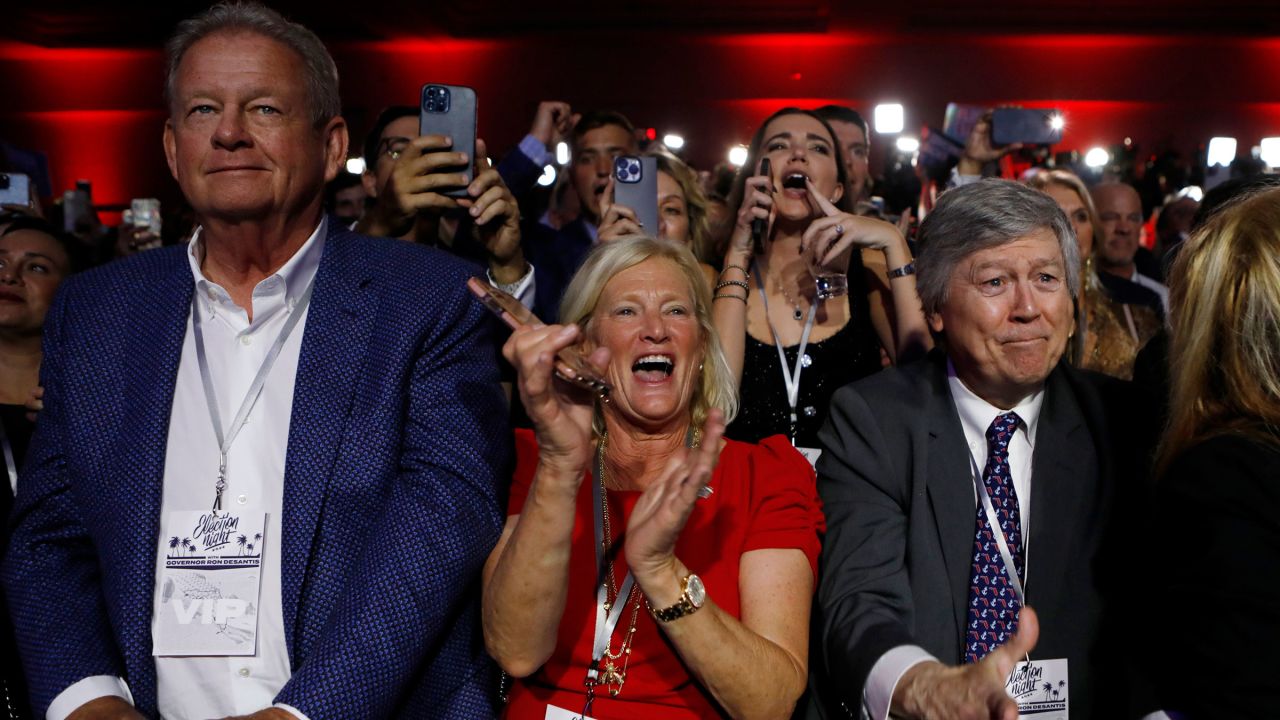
top-left (1157, 185), bottom-right (1280, 475)
top-left (559, 235), bottom-right (738, 435)
top-left (1026, 169), bottom-right (1105, 269)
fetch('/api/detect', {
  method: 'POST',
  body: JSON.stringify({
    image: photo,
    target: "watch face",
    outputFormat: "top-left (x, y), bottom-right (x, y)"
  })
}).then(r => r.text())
top-left (686, 575), bottom-right (706, 608)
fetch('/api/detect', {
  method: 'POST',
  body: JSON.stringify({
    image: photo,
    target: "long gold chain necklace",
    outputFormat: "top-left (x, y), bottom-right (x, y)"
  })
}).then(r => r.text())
top-left (591, 431), bottom-right (642, 698)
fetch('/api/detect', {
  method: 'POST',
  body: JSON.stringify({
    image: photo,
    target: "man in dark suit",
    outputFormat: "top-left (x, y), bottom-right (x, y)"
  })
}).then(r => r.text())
top-left (813, 180), bottom-right (1141, 719)
top-left (3, 3), bottom-right (509, 718)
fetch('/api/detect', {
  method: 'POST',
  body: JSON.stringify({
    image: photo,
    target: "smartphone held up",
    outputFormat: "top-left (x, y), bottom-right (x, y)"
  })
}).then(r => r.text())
top-left (419, 83), bottom-right (477, 198)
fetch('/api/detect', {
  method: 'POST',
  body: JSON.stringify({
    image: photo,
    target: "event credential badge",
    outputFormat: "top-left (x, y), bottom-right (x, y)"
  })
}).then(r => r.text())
top-left (1005, 658), bottom-right (1068, 719)
top-left (153, 510), bottom-right (266, 656)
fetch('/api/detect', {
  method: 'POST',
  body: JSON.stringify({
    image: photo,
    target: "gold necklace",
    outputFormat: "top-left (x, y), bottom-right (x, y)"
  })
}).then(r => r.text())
top-left (593, 432), bottom-right (641, 698)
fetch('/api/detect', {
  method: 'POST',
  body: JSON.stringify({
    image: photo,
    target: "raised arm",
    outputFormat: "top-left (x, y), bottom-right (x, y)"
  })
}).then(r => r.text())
top-left (713, 174), bottom-right (774, 389)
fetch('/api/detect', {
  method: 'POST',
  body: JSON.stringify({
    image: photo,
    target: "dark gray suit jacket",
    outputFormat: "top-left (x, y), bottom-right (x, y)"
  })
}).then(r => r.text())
top-left (810, 352), bottom-right (1143, 719)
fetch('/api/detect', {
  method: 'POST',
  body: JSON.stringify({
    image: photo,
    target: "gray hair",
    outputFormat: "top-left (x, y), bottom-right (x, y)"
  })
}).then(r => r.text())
top-left (559, 235), bottom-right (738, 433)
top-left (164, 1), bottom-right (341, 128)
top-left (916, 179), bottom-right (1080, 316)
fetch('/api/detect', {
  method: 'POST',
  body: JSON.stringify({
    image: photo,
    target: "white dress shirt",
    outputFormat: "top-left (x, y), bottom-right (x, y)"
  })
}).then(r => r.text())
top-left (47, 220), bottom-right (325, 720)
top-left (863, 362), bottom-right (1043, 720)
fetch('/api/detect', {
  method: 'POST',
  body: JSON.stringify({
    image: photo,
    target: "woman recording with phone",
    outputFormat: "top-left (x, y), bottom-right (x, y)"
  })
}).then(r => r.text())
top-left (714, 108), bottom-right (929, 458)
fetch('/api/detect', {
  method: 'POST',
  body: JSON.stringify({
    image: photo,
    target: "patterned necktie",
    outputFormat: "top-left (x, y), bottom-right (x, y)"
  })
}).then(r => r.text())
top-left (964, 411), bottom-right (1024, 663)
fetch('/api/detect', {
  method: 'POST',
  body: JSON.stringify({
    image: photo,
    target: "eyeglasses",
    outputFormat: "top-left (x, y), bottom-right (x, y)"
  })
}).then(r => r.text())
top-left (377, 136), bottom-right (411, 161)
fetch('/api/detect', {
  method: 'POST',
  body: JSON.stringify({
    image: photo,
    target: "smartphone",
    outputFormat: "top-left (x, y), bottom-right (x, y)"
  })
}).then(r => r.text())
top-left (465, 277), bottom-right (612, 400)
top-left (0, 173), bottom-right (32, 206)
top-left (125, 198), bottom-right (162, 234)
top-left (752, 157), bottom-right (771, 255)
top-left (991, 108), bottom-right (1064, 146)
top-left (419, 83), bottom-right (477, 198)
top-left (613, 156), bottom-right (659, 235)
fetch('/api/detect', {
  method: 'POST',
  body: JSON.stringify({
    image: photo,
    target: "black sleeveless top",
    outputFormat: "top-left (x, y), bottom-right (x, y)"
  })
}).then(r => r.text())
top-left (1, 404), bottom-right (34, 719)
top-left (727, 255), bottom-right (883, 448)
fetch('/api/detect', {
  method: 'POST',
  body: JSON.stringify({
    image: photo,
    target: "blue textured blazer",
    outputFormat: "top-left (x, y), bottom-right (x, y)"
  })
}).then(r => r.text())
top-left (3, 221), bottom-right (509, 719)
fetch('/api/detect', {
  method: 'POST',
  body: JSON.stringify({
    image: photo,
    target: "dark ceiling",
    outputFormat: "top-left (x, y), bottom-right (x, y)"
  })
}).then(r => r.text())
top-left (5, 0), bottom-right (1280, 47)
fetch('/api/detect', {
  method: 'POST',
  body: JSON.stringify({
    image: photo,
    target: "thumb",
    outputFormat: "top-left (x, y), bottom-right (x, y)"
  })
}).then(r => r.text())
top-left (993, 606), bottom-right (1040, 674)
top-left (475, 138), bottom-right (490, 172)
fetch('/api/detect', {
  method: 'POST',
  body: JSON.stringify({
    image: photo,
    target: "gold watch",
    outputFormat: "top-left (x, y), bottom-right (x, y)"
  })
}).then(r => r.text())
top-left (649, 574), bottom-right (706, 622)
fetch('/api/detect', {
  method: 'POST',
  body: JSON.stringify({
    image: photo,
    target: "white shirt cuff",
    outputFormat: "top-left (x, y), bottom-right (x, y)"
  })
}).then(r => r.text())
top-left (47, 675), bottom-right (134, 720)
top-left (487, 264), bottom-right (536, 311)
top-left (863, 645), bottom-right (936, 720)
top-left (947, 167), bottom-right (984, 189)
top-left (274, 702), bottom-right (312, 720)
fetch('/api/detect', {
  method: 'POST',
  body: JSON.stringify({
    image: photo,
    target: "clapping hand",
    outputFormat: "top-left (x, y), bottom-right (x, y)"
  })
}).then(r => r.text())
top-left (625, 409), bottom-right (727, 588)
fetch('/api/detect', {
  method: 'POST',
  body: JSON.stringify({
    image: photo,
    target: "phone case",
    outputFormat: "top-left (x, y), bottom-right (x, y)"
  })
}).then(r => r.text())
top-left (613, 156), bottom-right (659, 235)
top-left (991, 108), bottom-right (1063, 146)
top-left (0, 173), bottom-right (31, 206)
top-left (419, 84), bottom-right (477, 198)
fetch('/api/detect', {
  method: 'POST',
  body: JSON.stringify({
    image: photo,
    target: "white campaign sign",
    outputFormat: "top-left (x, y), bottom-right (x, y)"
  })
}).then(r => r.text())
top-left (153, 510), bottom-right (266, 657)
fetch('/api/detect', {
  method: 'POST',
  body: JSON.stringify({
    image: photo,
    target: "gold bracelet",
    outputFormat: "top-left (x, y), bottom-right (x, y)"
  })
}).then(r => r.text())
top-left (720, 263), bottom-right (750, 279)
top-left (713, 292), bottom-right (748, 304)
top-left (715, 279), bottom-right (749, 292)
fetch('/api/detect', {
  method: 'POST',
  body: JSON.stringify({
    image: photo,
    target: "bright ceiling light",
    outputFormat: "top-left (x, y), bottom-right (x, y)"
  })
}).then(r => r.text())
top-left (1207, 137), bottom-right (1237, 168)
top-left (536, 164), bottom-right (557, 187)
top-left (874, 103), bottom-right (904, 134)
top-left (1260, 138), bottom-right (1280, 168)
top-left (555, 141), bottom-right (570, 165)
top-left (895, 137), bottom-right (920, 153)
top-left (663, 133), bottom-right (685, 150)
top-left (344, 157), bottom-right (365, 175)
top-left (728, 145), bottom-right (749, 167)
top-left (1084, 147), bottom-right (1110, 168)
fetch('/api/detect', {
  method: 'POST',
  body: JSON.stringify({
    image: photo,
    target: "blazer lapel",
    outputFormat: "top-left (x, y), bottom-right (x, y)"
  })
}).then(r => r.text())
top-left (115, 252), bottom-right (193, 694)
top-left (279, 227), bottom-right (375, 660)
top-left (1026, 366), bottom-right (1089, 611)
top-left (922, 358), bottom-right (980, 643)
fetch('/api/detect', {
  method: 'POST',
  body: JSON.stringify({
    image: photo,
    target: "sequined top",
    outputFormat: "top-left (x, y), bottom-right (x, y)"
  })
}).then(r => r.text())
top-left (1074, 264), bottom-right (1161, 380)
top-left (727, 268), bottom-right (883, 448)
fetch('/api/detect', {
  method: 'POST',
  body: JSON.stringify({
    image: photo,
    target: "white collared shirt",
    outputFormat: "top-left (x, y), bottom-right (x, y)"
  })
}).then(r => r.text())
top-left (47, 219), bottom-right (324, 720)
top-left (862, 363), bottom-right (1044, 720)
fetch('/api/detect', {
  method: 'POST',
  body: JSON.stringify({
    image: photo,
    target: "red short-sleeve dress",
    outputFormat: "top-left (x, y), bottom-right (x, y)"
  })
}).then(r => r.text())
top-left (502, 428), bottom-right (824, 719)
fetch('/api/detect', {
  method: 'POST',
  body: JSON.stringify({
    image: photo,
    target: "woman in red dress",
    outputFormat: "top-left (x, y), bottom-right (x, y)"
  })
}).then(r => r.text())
top-left (482, 235), bottom-right (824, 719)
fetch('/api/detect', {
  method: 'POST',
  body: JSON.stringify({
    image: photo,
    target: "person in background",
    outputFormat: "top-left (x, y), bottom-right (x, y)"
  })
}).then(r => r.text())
top-left (597, 147), bottom-right (718, 283)
top-left (814, 105), bottom-right (871, 203)
top-left (1091, 182), bottom-right (1170, 318)
top-left (323, 171), bottom-right (367, 227)
top-left (0, 217), bottom-right (77, 720)
top-left (1027, 170), bottom-right (1160, 379)
top-left (716, 107), bottom-right (929, 458)
top-left (485, 235), bottom-right (823, 718)
top-left (1149, 185), bottom-right (1280, 719)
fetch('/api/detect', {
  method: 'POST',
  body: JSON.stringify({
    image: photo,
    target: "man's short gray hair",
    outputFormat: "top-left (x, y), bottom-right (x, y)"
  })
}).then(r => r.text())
top-left (916, 179), bottom-right (1080, 316)
top-left (164, 1), bottom-right (341, 128)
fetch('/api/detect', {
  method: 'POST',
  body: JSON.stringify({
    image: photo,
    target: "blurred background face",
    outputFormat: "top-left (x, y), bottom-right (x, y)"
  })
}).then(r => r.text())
top-left (573, 123), bottom-right (635, 222)
top-left (365, 115), bottom-right (418, 197)
top-left (656, 170), bottom-right (690, 244)
top-left (1043, 183), bottom-right (1094, 258)
top-left (828, 118), bottom-right (870, 199)
top-left (0, 229), bottom-right (70, 334)
top-left (1093, 184), bottom-right (1144, 269)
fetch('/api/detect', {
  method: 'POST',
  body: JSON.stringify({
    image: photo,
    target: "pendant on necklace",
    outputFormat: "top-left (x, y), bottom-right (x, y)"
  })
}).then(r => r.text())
top-left (793, 307), bottom-right (803, 321)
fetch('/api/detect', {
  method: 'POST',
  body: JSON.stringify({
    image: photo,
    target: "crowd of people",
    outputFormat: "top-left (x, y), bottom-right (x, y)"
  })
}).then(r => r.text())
top-left (0, 2), bottom-right (1277, 719)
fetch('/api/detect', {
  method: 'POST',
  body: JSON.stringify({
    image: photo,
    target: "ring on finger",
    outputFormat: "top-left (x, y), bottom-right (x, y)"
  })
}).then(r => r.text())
top-left (834, 224), bottom-right (845, 236)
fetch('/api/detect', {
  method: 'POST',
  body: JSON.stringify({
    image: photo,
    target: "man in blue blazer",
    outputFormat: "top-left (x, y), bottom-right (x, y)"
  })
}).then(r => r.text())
top-left (3, 4), bottom-right (509, 719)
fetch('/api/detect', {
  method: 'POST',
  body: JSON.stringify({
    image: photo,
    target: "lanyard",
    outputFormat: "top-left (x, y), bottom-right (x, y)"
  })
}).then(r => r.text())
top-left (192, 278), bottom-right (315, 511)
top-left (752, 262), bottom-right (817, 444)
top-left (0, 421), bottom-right (16, 497)
top-left (967, 451), bottom-right (1030, 606)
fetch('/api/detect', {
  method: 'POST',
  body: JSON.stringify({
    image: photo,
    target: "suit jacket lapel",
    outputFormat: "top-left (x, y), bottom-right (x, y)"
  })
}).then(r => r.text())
top-left (280, 226), bottom-right (375, 661)
top-left (922, 356), bottom-right (980, 643)
top-left (1026, 366), bottom-right (1088, 610)
top-left (116, 251), bottom-right (193, 695)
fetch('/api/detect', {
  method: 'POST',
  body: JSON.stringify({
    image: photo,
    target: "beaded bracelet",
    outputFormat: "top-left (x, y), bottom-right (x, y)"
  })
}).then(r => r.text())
top-left (720, 263), bottom-right (751, 279)
top-left (715, 279), bottom-right (750, 292)
top-left (887, 262), bottom-right (916, 279)
top-left (713, 292), bottom-right (748, 304)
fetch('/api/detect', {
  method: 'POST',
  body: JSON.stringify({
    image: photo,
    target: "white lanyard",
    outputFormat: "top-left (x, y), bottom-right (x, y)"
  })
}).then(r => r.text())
top-left (753, 262), bottom-right (817, 444)
top-left (967, 451), bottom-right (1030, 606)
top-left (191, 278), bottom-right (315, 511)
top-left (0, 420), bottom-right (16, 496)
top-left (588, 441), bottom-right (635, 683)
